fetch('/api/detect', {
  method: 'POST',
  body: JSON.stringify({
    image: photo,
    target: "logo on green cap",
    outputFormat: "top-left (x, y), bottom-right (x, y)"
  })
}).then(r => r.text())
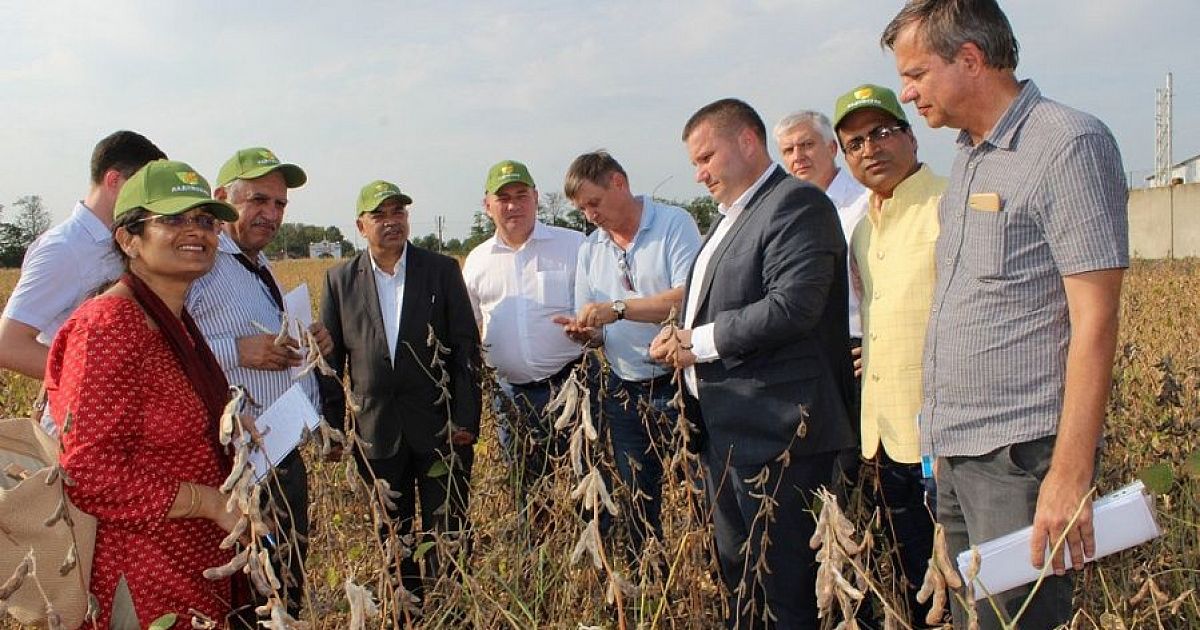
top-left (485, 160), bottom-right (535, 194)
top-left (356, 180), bottom-right (413, 214)
top-left (176, 171), bottom-right (201, 185)
top-left (114, 159), bottom-right (239, 222)
top-left (216, 147), bottom-right (306, 188)
top-left (833, 83), bottom-right (908, 130)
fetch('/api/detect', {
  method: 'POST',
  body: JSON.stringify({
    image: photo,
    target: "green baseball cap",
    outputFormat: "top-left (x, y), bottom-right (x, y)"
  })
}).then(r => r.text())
top-left (216, 147), bottom-right (307, 188)
top-left (356, 180), bottom-right (413, 214)
top-left (114, 159), bottom-right (238, 222)
top-left (484, 160), bottom-right (535, 195)
top-left (832, 84), bottom-right (908, 130)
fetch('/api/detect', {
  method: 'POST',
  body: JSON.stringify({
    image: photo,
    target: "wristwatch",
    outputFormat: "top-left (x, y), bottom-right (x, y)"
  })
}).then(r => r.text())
top-left (611, 299), bottom-right (627, 320)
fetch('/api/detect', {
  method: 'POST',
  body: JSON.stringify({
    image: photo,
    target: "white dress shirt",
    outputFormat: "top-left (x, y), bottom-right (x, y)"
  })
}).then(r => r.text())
top-left (2, 202), bottom-right (122, 345)
top-left (2, 202), bottom-right (123, 435)
top-left (825, 167), bottom-right (869, 338)
top-left (369, 247), bottom-right (408, 366)
top-left (683, 163), bottom-right (778, 396)
top-left (462, 222), bottom-right (583, 384)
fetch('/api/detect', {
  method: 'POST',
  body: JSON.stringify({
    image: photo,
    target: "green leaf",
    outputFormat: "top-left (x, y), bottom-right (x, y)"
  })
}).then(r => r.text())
top-left (1138, 462), bottom-right (1176, 495)
top-left (426, 460), bottom-right (450, 478)
top-left (148, 613), bottom-right (177, 629)
top-left (413, 541), bottom-right (436, 561)
top-left (324, 565), bottom-right (339, 590)
top-left (348, 543), bottom-right (365, 561)
top-left (331, 512), bottom-right (343, 527)
top-left (1187, 450), bottom-right (1200, 477)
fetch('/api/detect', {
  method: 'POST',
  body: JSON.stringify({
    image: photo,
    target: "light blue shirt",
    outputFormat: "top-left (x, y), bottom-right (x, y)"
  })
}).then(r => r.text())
top-left (575, 197), bottom-right (701, 381)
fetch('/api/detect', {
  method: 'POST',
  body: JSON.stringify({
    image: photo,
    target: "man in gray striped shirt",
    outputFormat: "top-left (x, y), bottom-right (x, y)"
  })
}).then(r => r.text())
top-left (883, 1), bottom-right (1128, 627)
top-left (187, 147), bottom-right (333, 624)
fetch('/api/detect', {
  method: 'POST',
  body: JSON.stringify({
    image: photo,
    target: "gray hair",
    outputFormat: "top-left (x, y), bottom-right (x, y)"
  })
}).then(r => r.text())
top-left (881, 0), bottom-right (1019, 70)
top-left (773, 111), bottom-right (835, 145)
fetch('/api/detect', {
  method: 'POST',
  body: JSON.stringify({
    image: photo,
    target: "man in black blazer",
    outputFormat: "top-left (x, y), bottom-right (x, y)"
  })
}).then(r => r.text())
top-left (651, 99), bottom-right (856, 629)
top-left (320, 180), bottom-right (481, 600)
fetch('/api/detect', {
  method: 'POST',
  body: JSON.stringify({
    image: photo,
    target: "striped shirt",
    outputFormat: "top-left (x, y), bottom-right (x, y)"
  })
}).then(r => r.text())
top-left (186, 232), bottom-right (320, 413)
top-left (920, 81), bottom-right (1128, 457)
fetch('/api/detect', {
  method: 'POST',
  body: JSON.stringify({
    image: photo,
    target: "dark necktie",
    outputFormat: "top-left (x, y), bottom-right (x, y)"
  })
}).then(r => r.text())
top-left (234, 253), bottom-right (285, 310)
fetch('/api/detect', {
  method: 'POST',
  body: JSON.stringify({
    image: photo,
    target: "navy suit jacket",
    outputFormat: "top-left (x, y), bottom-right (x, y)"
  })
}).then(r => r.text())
top-left (319, 244), bottom-right (481, 460)
top-left (683, 165), bottom-right (855, 467)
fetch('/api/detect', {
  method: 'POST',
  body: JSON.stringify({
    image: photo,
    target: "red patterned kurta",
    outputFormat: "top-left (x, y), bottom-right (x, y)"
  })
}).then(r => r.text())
top-left (46, 296), bottom-right (232, 629)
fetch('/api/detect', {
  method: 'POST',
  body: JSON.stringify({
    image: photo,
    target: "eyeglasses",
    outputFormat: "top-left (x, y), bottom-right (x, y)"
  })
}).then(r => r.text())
top-left (616, 249), bottom-right (634, 292)
top-left (842, 123), bottom-right (909, 158)
top-left (138, 213), bottom-right (222, 232)
top-left (364, 207), bottom-right (409, 220)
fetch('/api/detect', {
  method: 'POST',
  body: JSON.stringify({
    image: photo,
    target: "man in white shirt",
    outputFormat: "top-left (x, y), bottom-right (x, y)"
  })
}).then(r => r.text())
top-left (0, 131), bottom-right (165, 431)
top-left (462, 160), bottom-right (584, 497)
top-left (775, 109), bottom-right (872, 506)
top-left (775, 109), bottom-right (869, 359)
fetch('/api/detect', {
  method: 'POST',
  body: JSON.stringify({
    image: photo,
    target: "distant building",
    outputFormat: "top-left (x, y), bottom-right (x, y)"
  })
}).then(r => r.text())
top-left (308, 240), bottom-right (343, 259)
top-left (1171, 154), bottom-right (1200, 185)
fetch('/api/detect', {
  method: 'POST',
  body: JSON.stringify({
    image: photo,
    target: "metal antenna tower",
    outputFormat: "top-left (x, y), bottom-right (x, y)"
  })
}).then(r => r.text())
top-left (1155, 72), bottom-right (1173, 186)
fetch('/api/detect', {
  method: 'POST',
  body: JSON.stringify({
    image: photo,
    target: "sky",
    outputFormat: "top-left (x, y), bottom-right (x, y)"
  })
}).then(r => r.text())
top-left (2, 0), bottom-right (1197, 247)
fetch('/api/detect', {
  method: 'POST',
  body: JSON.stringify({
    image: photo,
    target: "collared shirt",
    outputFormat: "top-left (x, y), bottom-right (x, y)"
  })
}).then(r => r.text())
top-left (462, 221), bottom-right (583, 384)
top-left (825, 168), bottom-right (870, 338)
top-left (684, 163), bottom-right (778, 396)
top-left (921, 80), bottom-right (1129, 458)
top-left (369, 247), bottom-right (408, 366)
top-left (576, 197), bottom-right (701, 381)
top-left (3, 202), bottom-right (122, 345)
top-left (186, 232), bottom-right (320, 411)
top-left (851, 164), bottom-right (945, 463)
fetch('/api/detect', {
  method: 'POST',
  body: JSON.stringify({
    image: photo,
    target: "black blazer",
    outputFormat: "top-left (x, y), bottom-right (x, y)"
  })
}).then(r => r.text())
top-left (319, 244), bottom-right (481, 459)
top-left (683, 166), bottom-right (855, 467)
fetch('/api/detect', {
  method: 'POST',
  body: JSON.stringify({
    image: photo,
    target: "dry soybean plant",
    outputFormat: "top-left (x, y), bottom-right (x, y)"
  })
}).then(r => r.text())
top-left (4, 260), bottom-right (1200, 629)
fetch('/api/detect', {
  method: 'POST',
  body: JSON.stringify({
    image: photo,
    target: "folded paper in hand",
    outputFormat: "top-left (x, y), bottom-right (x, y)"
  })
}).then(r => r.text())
top-left (958, 480), bottom-right (1162, 600)
top-left (284, 283), bottom-right (314, 381)
top-left (248, 383), bottom-right (322, 482)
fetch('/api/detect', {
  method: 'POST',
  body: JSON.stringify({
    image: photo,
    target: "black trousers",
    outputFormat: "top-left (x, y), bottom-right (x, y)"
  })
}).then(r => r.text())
top-left (868, 452), bottom-right (936, 626)
top-left (355, 441), bottom-right (473, 599)
top-left (704, 441), bottom-right (837, 630)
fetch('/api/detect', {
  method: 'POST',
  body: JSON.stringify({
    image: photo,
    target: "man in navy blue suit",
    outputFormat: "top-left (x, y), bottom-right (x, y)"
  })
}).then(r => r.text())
top-left (652, 98), bottom-right (856, 629)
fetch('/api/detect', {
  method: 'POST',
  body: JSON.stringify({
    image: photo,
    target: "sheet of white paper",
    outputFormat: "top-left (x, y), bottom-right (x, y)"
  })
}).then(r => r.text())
top-left (248, 383), bottom-right (322, 482)
top-left (283, 284), bottom-right (313, 380)
top-left (958, 480), bottom-right (1162, 600)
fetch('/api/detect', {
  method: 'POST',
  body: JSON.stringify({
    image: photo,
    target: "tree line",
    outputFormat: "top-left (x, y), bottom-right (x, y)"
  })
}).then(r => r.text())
top-left (1, 194), bottom-right (717, 266)
top-left (413, 194), bottom-right (719, 258)
top-left (0, 196), bottom-right (52, 267)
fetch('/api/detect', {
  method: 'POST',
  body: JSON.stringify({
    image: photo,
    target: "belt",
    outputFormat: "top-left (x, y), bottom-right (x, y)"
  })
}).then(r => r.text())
top-left (623, 372), bottom-right (675, 389)
top-left (510, 358), bottom-right (583, 389)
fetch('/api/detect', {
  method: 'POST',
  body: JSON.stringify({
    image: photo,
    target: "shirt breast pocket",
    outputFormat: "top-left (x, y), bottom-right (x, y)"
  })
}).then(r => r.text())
top-left (961, 208), bottom-right (1007, 280)
top-left (536, 270), bottom-right (573, 309)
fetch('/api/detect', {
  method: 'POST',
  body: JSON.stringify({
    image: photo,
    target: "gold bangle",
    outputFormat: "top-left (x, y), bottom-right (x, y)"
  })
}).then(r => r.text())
top-left (181, 483), bottom-right (200, 519)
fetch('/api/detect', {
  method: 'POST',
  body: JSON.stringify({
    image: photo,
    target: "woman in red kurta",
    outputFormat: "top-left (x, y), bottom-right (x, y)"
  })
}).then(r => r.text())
top-left (45, 159), bottom-right (243, 629)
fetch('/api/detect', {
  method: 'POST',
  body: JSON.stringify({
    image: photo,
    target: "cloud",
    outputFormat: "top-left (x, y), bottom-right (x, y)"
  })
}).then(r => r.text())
top-left (1, 0), bottom-right (1196, 241)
